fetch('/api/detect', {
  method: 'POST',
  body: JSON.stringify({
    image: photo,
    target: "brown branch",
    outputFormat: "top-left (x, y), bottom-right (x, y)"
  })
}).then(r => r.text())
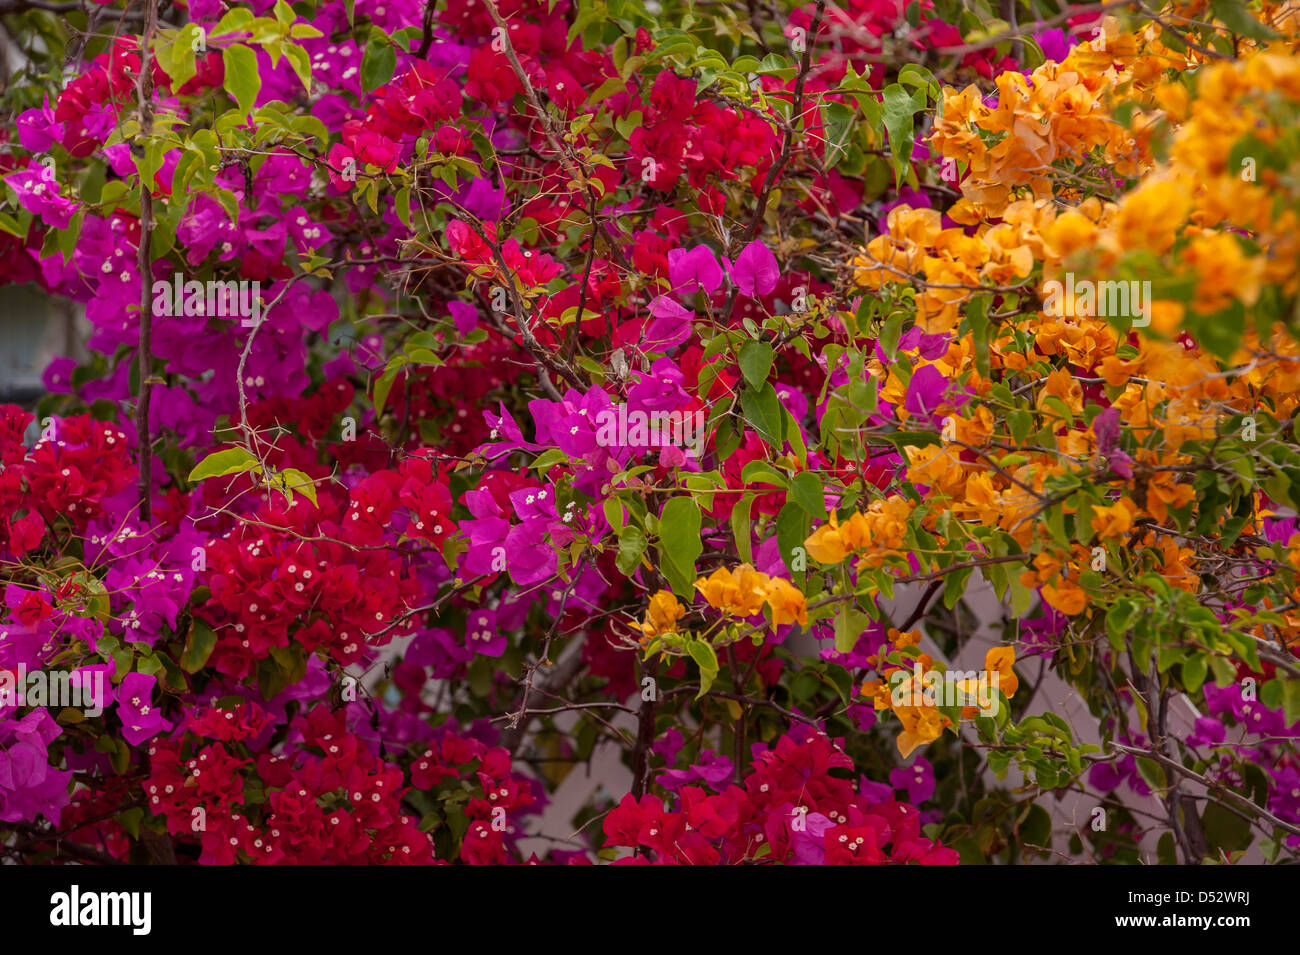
top-left (504, 557), bottom-right (587, 737)
top-left (416, 0), bottom-right (436, 58)
top-left (498, 644), bottom-right (590, 755)
top-left (631, 654), bottom-right (660, 800)
top-left (741, 0), bottom-right (825, 248)
top-left (133, 0), bottom-right (158, 523)
top-left (1111, 742), bottom-right (1300, 840)
top-left (481, 0), bottom-right (630, 272)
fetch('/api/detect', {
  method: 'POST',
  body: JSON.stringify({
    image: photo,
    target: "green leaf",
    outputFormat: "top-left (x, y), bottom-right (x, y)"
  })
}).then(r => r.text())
top-left (188, 446), bottom-right (260, 483)
top-left (738, 340), bottom-right (774, 389)
top-left (879, 312), bottom-right (904, 359)
top-left (740, 459), bottom-right (788, 487)
top-left (1106, 598), bottom-right (1140, 651)
top-left (0, 211), bottom-right (23, 239)
top-left (373, 356), bottom-right (406, 418)
top-left (776, 502), bottom-right (810, 584)
top-left (180, 618), bottom-right (218, 673)
top-left (943, 565), bottom-right (973, 609)
top-left (214, 187), bottom-right (241, 225)
top-left (1283, 679), bottom-right (1300, 727)
top-left (166, 31), bottom-right (201, 89)
top-left (221, 44), bottom-right (261, 115)
top-left (822, 101), bottom-right (855, 169)
top-left (362, 35), bottom-right (397, 92)
top-left (740, 383), bottom-right (783, 449)
top-left (110, 739), bottom-right (130, 775)
top-left (835, 607), bottom-right (869, 653)
top-left (787, 471), bottom-right (824, 518)
top-left (211, 7), bottom-right (255, 36)
top-left (1210, 0), bottom-right (1280, 39)
top-left (658, 497), bottom-right (703, 598)
top-left (138, 137), bottom-right (169, 193)
top-left (277, 467), bottom-right (318, 506)
top-left (783, 406), bottom-right (808, 467)
top-left (589, 78), bottom-right (626, 108)
top-left (882, 83), bottom-right (925, 184)
top-left (1242, 762), bottom-right (1269, 808)
top-left (1153, 831), bottom-right (1176, 864)
top-left (282, 43), bottom-right (312, 92)
top-left (603, 498), bottom-right (626, 533)
top-left (118, 807), bottom-right (144, 840)
top-left (884, 430), bottom-right (942, 450)
top-left (1017, 803), bottom-right (1052, 850)
top-left (687, 638), bottom-right (719, 698)
top-left (730, 493), bottom-right (755, 565)
top-left (686, 638), bottom-right (719, 675)
top-left (1007, 408), bottom-right (1032, 444)
top-left (967, 294), bottom-right (991, 379)
top-left (1193, 300), bottom-right (1245, 363)
top-left (1182, 654), bottom-right (1208, 694)
top-left (1135, 757), bottom-right (1166, 791)
top-left (616, 525), bottom-right (648, 576)
top-left (1201, 800), bottom-right (1252, 854)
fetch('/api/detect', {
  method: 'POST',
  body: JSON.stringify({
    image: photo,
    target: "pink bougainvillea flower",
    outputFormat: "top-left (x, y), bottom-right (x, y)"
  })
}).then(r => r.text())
top-left (904, 364), bottom-right (948, 419)
top-left (727, 240), bottom-right (779, 297)
top-left (668, 244), bottom-right (724, 296)
top-left (116, 673), bottom-right (173, 746)
top-left (5, 165), bottom-right (80, 228)
top-left (15, 97), bottom-right (63, 153)
top-left (464, 607), bottom-right (505, 657)
top-left (326, 142), bottom-right (356, 191)
top-left (642, 295), bottom-right (694, 352)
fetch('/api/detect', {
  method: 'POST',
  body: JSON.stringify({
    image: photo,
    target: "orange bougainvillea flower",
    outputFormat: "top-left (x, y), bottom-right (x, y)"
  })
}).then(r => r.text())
top-left (1036, 368), bottom-right (1084, 419)
top-left (836, 511), bottom-right (873, 552)
top-left (860, 678), bottom-right (894, 711)
top-left (889, 627), bottom-right (922, 650)
top-left (764, 576), bottom-right (808, 628)
top-left (804, 513), bottom-right (851, 564)
top-left (1090, 498), bottom-right (1136, 540)
top-left (693, 564), bottom-right (807, 629)
top-left (1041, 578), bottom-right (1088, 615)
top-left (694, 565), bottom-right (740, 611)
top-left (1145, 473), bottom-right (1196, 523)
top-left (694, 564), bottom-right (768, 618)
top-left (805, 500), bottom-right (917, 571)
top-left (634, 590), bottom-right (686, 641)
top-left (896, 705), bottom-right (948, 758)
top-left (984, 646), bottom-right (1019, 699)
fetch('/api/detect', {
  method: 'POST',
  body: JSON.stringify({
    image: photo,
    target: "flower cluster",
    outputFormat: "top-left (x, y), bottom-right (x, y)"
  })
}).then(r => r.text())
top-left (603, 728), bottom-right (957, 864)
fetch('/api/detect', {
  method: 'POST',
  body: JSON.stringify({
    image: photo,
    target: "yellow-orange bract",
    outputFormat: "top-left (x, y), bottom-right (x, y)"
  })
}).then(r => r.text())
top-left (1090, 499), bottom-right (1136, 539)
top-left (841, 22), bottom-right (1300, 633)
top-left (694, 564), bottom-right (769, 618)
top-left (634, 590), bottom-right (686, 641)
top-left (984, 646), bottom-right (1019, 698)
top-left (802, 497), bottom-right (916, 572)
top-left (896, 705), bottom-right (948, 759)
top-left (692, 563), bottom-right (808, 628)
top-left (862, 647), bottom-right (1020, 756)
top-left (765, 576), bottom-right (809, 627)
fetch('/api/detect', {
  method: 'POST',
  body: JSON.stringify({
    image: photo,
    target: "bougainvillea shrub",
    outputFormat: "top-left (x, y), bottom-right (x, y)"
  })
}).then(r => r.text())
top-left (1, 0), bottom-right (1299, 865)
